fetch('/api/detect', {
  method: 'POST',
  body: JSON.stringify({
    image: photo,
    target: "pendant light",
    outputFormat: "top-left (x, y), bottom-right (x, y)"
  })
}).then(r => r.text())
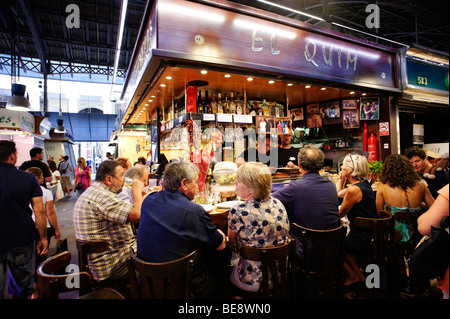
top-left (54, 74), bottom-right (66, 134)
top-left (6, 2), bottom-right (30, 112)
top-left (6, 83), bottom-right (31, 111)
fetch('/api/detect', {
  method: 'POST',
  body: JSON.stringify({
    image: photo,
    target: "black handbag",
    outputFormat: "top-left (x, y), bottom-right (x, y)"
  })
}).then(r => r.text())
top-left (52, 238), bottom-right (68, 256)
top-left (408, 216), bottom-right (449, 279)
top-left (75, 169), bottom-right (83, 190)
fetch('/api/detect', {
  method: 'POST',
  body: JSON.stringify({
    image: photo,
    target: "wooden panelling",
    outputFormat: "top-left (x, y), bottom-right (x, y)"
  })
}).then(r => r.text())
top-left (126, 67), bottom-right (369, 124)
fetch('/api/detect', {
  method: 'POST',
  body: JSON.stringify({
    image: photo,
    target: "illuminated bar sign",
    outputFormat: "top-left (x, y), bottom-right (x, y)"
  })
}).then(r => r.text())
top-left (154, 0), bottom-right (400, 92)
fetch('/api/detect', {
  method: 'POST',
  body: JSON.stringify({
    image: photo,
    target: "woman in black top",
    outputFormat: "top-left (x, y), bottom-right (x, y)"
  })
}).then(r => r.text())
top-left (337, 153), bottom-right (378, 286)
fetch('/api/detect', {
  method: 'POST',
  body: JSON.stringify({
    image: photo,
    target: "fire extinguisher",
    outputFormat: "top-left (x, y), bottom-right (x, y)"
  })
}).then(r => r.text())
top-left (367, 130), bottom-right (379, 162)
top-left (363, 123), bottom-right (368, 152)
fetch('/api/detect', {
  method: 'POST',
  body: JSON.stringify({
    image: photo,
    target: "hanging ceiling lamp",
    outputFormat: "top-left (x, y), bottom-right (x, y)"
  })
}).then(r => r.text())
top-left (6, 83), bottom-right (31, 111)
top-left (54, 118), bottom-right (66, 134)
top-left (54, 75), bottom-right (66, 134)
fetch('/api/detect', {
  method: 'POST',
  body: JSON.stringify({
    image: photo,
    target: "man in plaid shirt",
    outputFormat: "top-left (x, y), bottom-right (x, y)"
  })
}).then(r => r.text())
top-left (73, 160), bottom-right (144, 281)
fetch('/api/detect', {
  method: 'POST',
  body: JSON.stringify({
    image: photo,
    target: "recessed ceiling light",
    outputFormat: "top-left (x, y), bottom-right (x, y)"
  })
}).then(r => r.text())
top-left (224, 74), bottom-right (231, 78)
top-left (165, 76), bottom-right (172, 80)
top-left (151, 95), bottom-right (156, 98)
top-left (305, 85), bottom-right (311, 88)
top-left (160, 84), bottom-right (166, 87)
top-left (321, 87), bottom-right (326, 90)
top-left (268, 80), bottom-right (275, 84)
top-left (362, 93), bottom-right (367, 96)
top-left (287, 83), bottom-right (293, 86)
top-left (349, 91), bottom-right (355, 94)
top-left (201, 70), bottom-right (208, 74)
top-left (247, 77), bottom-right (253, 81)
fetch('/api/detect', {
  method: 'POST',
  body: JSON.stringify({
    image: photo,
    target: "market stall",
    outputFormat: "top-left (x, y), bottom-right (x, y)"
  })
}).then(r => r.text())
top-left (119, 0), bottom-right (403, 201)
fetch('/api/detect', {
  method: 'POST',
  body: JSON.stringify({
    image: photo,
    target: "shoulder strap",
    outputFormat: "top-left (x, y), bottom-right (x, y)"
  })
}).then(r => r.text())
top-left (403, 190), bottom-right (410, 210)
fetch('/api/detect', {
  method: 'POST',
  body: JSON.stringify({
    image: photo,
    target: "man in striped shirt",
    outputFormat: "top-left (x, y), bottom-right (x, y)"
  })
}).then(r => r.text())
top-left (73, 160), bottom-right (144, 282)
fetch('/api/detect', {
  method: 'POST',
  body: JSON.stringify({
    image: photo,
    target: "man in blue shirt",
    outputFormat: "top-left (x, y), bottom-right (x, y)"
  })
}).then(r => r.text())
top-left (272, 145), bottom-right (340, 258)
top-left (138, 161), bottom-right (226, 298)
top-left (0, 141), bottom-right (48, 298)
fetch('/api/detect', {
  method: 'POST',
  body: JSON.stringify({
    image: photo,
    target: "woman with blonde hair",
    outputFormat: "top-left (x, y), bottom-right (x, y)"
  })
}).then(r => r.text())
top-left (336, 153), bottom-right (378, 286)
top-left (74, 157), bottom-right (92, 196)
top-left (227, 162), bottom-right (290, 294)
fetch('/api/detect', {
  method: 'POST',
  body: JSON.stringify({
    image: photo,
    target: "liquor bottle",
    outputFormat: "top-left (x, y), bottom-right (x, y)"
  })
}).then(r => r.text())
top-left (197, 90), bottom-right (204, 113)
top-left (217, 93), bottom-right (224, 113)
top-left (204, 90), bottom-right (211, 113)
top-left (224, 93), bottom-right (230, 114)
top-left (211, 92), bottom-right (218, 113)
top-left (257, 102), bottom-right (263, 116)
top-left (262, 99), bottom-right (270, 116)
top-left (235, 92), bottom-right (243, 115)
top-left (229, 92), bottom-right (236, 114)
top-left (273, 101), bottom-right (280, 117)
top-left (243, 92), bottom-right (249, 115)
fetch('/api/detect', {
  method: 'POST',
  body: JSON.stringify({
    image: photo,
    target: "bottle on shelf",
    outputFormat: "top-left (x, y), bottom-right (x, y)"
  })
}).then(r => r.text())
top-left (262, 99), bottom-right (270, 116)
top-left (217, 93), bottom-right (224, 113)
top-left (204, 90), bottom-right (211, 113)
top-left (197, 89), bottom-right (204, 113)
top-left (224, 93), bottom-right (230, 114)
top-left (229, 92), bottom-right (236, 114)
top-left (272, 101), bottom-right (280, 117)
top-left (211, 92), bottom-right (218, 113)
top-left (235, 92), bottom-right (243, 115)
top-left (257, 102), bottom-right (263, 116)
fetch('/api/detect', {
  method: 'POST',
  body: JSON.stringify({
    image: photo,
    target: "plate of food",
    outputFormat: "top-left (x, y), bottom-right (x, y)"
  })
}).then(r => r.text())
top-left (215, 200), bottom-right (244, 210)
top-left (200, 204), bottom-right (215, 212)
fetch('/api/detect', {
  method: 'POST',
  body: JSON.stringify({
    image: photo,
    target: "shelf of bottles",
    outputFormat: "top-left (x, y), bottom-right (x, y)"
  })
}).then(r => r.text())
top-left (160, 88), bottom-right (286, 132)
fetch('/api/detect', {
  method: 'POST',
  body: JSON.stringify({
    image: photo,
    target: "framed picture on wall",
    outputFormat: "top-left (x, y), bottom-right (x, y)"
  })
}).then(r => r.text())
top-left (306, 103), bottom-right (320, 114)
top-left (256, 116), bottom-right (275, 134)
top-left (275, 117), bottom-right (292, 134)
top-left (306, 114), bottom-right (322, 128)
top-left (319, 100), bottom-right (341, 118)
top-left (342, 99), bottom-right (358, 110)
top-left (343, 110), bottom-right (360, 129)
top-left (290, 107), bottom-right (304, 121)
top-left (360, 97), bottom-right (380, 120)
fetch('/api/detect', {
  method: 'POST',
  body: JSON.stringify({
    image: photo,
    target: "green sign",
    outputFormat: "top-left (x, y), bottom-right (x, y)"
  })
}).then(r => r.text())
top-left (407, 58), bottom-right (449, 92)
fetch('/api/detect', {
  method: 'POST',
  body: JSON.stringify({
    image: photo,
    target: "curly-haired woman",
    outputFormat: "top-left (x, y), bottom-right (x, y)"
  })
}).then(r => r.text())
top-left (376, 154), bottom-right (434, 243)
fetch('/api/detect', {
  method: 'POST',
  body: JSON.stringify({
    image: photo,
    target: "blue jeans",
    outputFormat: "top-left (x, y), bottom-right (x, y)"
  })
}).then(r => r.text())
top-left (0, 242), bottom-right (36, 298)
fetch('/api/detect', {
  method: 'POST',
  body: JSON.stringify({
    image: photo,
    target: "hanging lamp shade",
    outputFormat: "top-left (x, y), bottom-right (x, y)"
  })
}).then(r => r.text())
top-left (6, 84), bottom-right (31, 111)
top-left (54, 118), bottom-right (66, 134)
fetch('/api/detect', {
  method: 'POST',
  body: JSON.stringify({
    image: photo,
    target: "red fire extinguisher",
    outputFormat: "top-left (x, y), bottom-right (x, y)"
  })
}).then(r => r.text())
top-left (363, 123), bottom-right (368, 152)
top-left (367, 130), bottom-right (379, 162)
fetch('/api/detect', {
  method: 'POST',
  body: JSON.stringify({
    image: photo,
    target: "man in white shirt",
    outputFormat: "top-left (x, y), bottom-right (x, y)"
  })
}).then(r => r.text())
top-left (118, 164), bottom-right (149, 205)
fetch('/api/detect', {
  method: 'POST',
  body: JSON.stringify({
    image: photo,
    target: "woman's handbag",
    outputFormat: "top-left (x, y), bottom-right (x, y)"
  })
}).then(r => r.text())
top-left (408, 216), bottom-right (449, 279)
top-left (52, 238), bottom-right (68, 256)
top-left (75, 168), bottom-right (83, 190)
